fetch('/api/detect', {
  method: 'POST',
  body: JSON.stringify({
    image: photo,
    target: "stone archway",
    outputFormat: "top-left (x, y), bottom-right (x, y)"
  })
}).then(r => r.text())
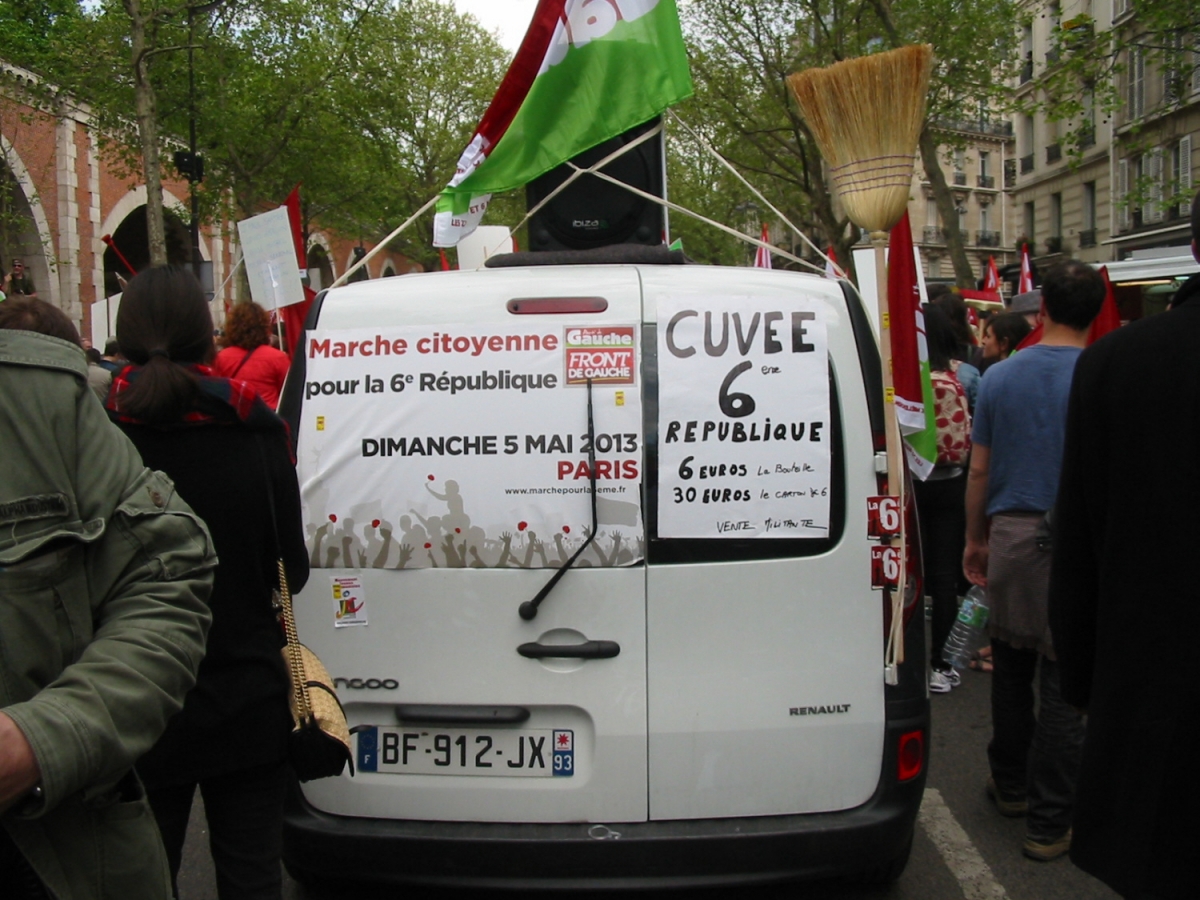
top-left (101, 205), bottom-right (193, 295)
top-left (306, 244), bottom-right (334, 292)
top-left (0, 136), bottom-right (58, 309)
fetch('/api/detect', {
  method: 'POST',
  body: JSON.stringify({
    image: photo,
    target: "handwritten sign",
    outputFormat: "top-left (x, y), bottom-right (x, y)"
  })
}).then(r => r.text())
top-left (656, 294), bottom-right (831, 538)
top-left (236, 206), bottom-right (306, 309)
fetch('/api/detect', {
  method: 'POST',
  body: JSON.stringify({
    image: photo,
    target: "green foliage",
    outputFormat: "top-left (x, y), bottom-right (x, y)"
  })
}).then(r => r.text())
top-left (0, 0), bottom-right (81, 73)
top-left (13, 0), bottom-right (508, 272)
top-left (676, 0), bottom-right (1018, 277)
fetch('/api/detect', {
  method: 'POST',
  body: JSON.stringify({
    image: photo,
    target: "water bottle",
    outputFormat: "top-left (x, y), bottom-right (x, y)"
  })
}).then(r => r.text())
top-left (941, 586), bottom-right (990, 670)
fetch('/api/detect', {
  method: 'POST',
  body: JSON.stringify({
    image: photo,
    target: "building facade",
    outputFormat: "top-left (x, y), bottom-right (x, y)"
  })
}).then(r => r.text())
top-left (1, 61), bottom-right (422, 340)
top-left (1010, 0), bottom-right (1197, 272)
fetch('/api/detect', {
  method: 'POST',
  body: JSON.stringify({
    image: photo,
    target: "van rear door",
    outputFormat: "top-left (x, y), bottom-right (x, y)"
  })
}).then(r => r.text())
top-left (291, 267), bottom-right (648, 824)
top-left (639, 269), bottom-right (885, 820)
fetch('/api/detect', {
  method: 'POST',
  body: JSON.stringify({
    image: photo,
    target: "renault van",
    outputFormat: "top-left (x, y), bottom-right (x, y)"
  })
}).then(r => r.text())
top-left (277, 249), bottom-right (928, 890)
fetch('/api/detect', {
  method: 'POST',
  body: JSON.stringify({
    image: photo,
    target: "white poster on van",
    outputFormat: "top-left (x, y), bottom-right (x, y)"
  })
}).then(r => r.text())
top-left (656, 295), bottom-right (830, 538)
top-left (297, 323), bottom-right (643, 569)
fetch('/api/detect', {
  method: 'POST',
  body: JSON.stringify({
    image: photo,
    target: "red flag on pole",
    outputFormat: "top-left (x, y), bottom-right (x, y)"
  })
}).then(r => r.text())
top-left (1018, 243), bottom-right (1034, 293)
top-left (1016, 320), bottom-right (1043, 351)
top-left (278, 185), bottom-right (316, 359)
top-left (1088, 265), bottom-right (1121, 344)
top-left (754, 224), bottom-right (772, 269)
top-left (983, 256), bottom-right (1000, 292)
top-left (824, 245), bottom-right (838, 279)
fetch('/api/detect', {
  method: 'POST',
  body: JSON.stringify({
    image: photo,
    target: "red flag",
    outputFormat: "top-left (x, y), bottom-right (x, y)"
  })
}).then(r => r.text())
top-left (1018, 243), bottom-right (1034, 294)
top-left (1016, 320), bottom-right (1043, 351)
top-left (278, 185), bottom-right (316, 359)
top-left (754, 224), bottom-right (772, 269)
top-left (439, 248), bottom-right (453, 271)
top-left (983, 256), bottom-right (1000, 292)
top-left (824, 244), bottom-right (839, 279)
top-left (1088, 266), bottom-right (1121, 344)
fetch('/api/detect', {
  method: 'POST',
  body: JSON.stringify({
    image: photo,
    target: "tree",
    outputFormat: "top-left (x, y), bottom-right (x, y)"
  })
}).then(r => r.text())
top-left (1028, 2), bottom-right (1199, 211)
top-left (680, 0), bottom-right (1018, 286)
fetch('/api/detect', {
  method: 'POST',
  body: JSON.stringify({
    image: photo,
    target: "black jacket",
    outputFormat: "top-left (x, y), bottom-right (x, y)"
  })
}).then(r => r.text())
top-left (1049, 298), bottom-right (1200, 899)
top-left (117, 420), bottom-right (309, 785)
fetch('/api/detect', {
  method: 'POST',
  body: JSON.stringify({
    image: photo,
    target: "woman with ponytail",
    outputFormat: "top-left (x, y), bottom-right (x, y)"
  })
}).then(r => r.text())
top-left (107, 266), bottom-right (308, 900)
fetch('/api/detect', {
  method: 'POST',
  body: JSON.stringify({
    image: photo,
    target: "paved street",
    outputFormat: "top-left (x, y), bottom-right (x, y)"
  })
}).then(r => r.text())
top-left (178, 642), bottom-right (1120, 900)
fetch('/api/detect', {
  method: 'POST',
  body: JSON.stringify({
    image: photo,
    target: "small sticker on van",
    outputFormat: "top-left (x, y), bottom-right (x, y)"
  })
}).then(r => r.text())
top-left (332, 576), bottom-right (368, 626)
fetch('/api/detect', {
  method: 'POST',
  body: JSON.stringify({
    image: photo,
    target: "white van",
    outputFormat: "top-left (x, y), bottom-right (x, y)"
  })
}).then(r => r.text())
top-left (277, 251), bottom-right (928, 890)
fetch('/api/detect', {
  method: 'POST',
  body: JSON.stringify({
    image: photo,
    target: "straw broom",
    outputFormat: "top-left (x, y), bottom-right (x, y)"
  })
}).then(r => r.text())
top-left (788, 45), bottom-right (933, 678)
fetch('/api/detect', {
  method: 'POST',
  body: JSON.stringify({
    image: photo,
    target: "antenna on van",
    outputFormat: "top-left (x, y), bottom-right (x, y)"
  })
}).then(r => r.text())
top-left (519, 379), bottom-right (600, 621)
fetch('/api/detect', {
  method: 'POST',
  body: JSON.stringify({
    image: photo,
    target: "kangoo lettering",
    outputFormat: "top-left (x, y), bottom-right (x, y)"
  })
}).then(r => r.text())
top-left (334, 677), bottom-right (399, 690)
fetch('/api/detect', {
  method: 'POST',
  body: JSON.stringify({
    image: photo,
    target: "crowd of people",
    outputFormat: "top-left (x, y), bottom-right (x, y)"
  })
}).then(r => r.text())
top-left (2, 193), bottom-right (1198, 899)
top-left (911, 190), bottom-right (1200, 898)
top-left (1, 272), bottom-right (303, 900)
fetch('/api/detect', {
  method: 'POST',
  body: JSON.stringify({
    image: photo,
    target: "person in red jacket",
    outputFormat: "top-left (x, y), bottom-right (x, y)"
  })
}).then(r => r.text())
top-left (214, 302), bottom-right (290, 408)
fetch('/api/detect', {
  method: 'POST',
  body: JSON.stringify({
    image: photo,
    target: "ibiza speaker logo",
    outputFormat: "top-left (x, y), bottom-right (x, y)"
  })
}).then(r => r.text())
top-left (564, 326), bottom-right (636, 385)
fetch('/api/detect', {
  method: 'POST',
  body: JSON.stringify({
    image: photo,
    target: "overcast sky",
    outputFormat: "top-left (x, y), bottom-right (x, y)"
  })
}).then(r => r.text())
top-left (451, 0), bottom-right (539, 53)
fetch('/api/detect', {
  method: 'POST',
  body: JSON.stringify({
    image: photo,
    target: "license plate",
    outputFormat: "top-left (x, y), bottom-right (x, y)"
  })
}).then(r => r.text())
top-left (356, 726), bottom-right (574, 777)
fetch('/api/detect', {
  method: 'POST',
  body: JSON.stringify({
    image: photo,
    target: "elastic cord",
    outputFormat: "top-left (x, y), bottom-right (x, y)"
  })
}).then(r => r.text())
top-left (147, 348), bottom-right (171, 360)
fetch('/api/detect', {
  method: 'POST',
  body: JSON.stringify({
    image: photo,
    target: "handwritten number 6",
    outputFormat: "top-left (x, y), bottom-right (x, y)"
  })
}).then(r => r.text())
top-left (719, 361), bottom-right (756, 418)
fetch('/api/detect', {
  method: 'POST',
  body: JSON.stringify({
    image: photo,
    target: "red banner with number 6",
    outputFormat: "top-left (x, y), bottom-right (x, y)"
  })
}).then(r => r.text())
top-left (870, 545), bottom-right (902, 590)
top-left (866, 496), bottom-right (901, 537)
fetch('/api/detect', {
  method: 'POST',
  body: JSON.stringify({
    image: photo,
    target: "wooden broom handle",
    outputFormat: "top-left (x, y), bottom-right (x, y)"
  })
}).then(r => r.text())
top-left (871, 232), bottom-right (906, 668)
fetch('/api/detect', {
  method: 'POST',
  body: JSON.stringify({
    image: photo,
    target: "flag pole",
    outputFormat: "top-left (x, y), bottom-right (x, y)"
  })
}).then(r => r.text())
top-left (329, 195), bottom-right (439, 289)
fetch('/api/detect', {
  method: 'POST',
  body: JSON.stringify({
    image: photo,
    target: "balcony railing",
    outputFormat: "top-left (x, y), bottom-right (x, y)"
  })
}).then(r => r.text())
top-left (1020, 154), bottom-right (1035, 174)
top-left (934, 118), bottom-right (1014, 137)
top-left (977, 174), bottom-right (996, 189)
top-left (1079, 127), bottom-right (1096, 149)
top-left (1079, 228), bottom-right (1097, 248)
top-left (1020, 57), bottom-right (1034, 83)
top-left (922, 226), bottom-right (945, 244)
top-left (953, 171), bottom-right (967, 186)
top-left (1045, 47), bottom-right (1060, 65)
top-left (976, 230), bottom-right (1002, 247)
top-left (1046, 143), bottom-right (1062, 163)
top-left (1004, 158), bottom-right (1017, 187)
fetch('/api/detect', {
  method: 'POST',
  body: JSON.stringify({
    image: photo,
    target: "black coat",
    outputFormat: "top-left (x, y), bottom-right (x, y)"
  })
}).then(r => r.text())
top-left (117, 419), bottom-right (309, 786)
top-left (1049, 274), bottom-right (1200, 900)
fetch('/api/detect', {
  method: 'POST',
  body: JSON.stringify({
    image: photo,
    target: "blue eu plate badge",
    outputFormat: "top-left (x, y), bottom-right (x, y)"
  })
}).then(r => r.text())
top-left (552, 729), bottom-right (574, 777)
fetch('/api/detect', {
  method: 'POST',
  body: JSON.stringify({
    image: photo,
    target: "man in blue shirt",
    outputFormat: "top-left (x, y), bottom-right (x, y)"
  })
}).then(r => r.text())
top-left (964, 260), bottom-right (1104, 862)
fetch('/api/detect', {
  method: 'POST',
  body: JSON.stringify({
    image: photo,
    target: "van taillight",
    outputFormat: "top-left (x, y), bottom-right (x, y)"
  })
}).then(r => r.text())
top-left (897, 729), bottom-right (924, 781)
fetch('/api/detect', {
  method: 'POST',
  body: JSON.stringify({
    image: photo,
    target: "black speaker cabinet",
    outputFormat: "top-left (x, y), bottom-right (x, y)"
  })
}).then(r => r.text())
top-left (526, 118), bottom-right (664, 252)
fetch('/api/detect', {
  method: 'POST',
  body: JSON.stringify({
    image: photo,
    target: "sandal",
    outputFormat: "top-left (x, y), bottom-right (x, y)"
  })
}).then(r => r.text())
top-left (969, 657), bottom-right (993, 672)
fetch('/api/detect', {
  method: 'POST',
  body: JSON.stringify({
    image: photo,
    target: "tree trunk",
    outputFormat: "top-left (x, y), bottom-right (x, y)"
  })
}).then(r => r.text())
top-left (918, 127), bottom-right (976, 288)
top-left (126, 0), bottom-right (167, 266)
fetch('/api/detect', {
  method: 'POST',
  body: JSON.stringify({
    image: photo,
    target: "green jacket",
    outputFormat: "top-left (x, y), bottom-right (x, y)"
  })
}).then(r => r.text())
top-left (0, 330), bottom-right (216, 900)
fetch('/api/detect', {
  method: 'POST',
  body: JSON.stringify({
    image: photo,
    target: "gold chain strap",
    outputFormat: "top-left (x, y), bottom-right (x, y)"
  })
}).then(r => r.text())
top-left (277, 559), bottom-right (313, 723)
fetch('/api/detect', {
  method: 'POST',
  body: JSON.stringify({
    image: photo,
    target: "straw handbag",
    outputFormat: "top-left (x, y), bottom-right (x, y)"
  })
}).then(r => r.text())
top-left (275, 558), bottom-right (354, 782)
top-left (260, 437), bottom-right (353, 782)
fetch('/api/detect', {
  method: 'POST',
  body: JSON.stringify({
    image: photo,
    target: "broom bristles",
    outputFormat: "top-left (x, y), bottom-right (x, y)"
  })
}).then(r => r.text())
top-left (788, 45), bottom-right (934, 234)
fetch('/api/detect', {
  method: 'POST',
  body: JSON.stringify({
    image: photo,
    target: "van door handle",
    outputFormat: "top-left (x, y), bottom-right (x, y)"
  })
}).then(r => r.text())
top-left (516, 640), bottom-right (620, 660)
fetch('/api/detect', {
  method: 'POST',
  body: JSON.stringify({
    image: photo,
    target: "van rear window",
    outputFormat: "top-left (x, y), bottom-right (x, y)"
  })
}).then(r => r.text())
top-left (641, 323), bottom-right (846, 564)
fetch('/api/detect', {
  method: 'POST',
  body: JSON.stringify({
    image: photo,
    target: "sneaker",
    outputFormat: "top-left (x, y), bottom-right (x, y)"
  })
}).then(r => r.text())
top-left (942, 667), bottom-right (961, 687)
top-left (929, 669), bottom-right (955, 693)
top-left (986, 776), bottom-right (1029, 817)
top-left (1023, 829), bottom-right (1071, 862)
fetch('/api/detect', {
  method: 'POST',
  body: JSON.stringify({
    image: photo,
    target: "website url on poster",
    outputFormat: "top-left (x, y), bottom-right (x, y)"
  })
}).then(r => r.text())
top-left (505, 485), bottom-right (629, 495)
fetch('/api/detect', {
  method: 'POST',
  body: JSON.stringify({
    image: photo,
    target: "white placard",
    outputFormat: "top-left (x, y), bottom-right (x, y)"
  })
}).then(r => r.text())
top-left (656, 295), bottom-right (831, 538)
top-left (297, 324), bottom-right (643, 568)
top-left (236, 206), bottom-right (305, 309)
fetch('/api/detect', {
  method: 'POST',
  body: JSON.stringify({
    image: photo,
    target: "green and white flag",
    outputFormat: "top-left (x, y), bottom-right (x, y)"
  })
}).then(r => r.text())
top-left (433, 0), bottom-right (693, 248)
